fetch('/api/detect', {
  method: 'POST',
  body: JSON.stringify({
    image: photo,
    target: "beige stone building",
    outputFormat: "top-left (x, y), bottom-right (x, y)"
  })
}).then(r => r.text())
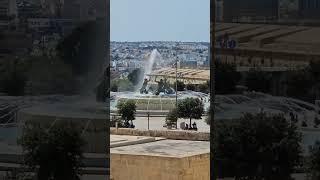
top-left (146, 68), bottom-right (210, 85)
top-left (110, 135), bottom-right (210, 180)
top-left (216, 23), bottom-right (320, 71)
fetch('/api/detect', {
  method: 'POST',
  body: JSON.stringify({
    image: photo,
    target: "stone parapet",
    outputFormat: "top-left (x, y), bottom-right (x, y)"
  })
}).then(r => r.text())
top-left (110, 128), bottom-right (209, 141)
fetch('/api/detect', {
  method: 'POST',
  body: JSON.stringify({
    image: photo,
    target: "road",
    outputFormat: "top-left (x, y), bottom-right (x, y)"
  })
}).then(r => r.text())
top-left (133, 116), bottom-right (210, 132)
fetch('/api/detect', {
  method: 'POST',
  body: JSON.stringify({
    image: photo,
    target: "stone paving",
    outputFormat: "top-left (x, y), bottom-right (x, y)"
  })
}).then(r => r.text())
top-left (110, 135), bottom-right (209, 158)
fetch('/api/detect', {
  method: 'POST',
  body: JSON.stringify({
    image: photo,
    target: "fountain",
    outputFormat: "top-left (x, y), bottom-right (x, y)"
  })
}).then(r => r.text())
top-left (214, 92), bottom-right (320, 154)
top-left (16, 19), bottom-right (108, 153)
top-left (111, 49), bottom-right (210, 114)
top-left (214, 92), bottom-right (317, 120)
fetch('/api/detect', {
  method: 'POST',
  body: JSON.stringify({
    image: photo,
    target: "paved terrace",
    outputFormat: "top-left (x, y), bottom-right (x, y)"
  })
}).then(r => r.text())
top-left (110, 135), bottom-right (209, 158)
top-left (110, 134), bottom-right (210, 180)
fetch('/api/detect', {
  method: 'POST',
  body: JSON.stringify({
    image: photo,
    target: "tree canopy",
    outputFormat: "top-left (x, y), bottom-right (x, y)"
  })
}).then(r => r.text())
top-left (186, 84), bottom-right (196, 91)
top-left (215, 61), bottom-right (241, 94)
top-left (307, 141), bottom-right (320, 180)
top-left (213, 112), bottom-right (302, 180)
top-left (199, 82), bottom-right (210, 94)
top-left (18, 121), bottom-right (85, 180)
top-left (165, 108), bottom-right (178, 127)
top-left (56, 20), bottom-right (106, 76)
top-left (113, 79), bottom-right (134, 92)
top-left (117, 100), bottom-right (136, 122)
top-left (173, 81), bottom-right (186, 91)
top-left (177, 97), bottom-right (204, 125)
top-left (286, 70), bottom-right (313, 102)
top-left (245, 70), bottom-right (272, 93)
top-left (127, 69), bottom-right (144, 86)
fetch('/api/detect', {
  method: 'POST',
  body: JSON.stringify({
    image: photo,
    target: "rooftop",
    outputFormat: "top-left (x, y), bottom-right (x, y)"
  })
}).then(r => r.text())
top-left (216, 23), bottom-right (320, 53)
top-left (147, 68), bottom-right (210, 81)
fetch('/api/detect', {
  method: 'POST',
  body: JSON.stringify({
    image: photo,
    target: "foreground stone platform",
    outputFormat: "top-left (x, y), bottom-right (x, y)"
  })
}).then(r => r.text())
top-left (110, 135), bottom-right (210, 180)
top-left (110, 135), bottom-right (159, 148)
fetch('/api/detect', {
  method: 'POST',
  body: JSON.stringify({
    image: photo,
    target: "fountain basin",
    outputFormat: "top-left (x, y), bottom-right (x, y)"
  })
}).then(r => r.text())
top-left (111, 91), bottom-right (210, 113)
top-left (17, 102), bottom-right (108, 153)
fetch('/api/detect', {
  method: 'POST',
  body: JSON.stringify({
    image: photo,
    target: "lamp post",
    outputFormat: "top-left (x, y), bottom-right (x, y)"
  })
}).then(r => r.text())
top-left (174, 54), bottom-right (179, 129)
top-left (175, 56), bottom-right (178, 108)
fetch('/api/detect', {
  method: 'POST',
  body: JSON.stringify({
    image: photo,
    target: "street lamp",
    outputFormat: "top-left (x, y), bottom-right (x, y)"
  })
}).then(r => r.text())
top-left (173, 53), bottom-right (179, 129)
top-left (175, 56), bottom-right (178, 108)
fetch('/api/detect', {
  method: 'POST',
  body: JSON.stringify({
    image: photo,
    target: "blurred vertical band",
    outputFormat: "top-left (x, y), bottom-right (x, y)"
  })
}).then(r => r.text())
top-left (210, 0), bottom-right (216, 180)
top-left (106, 0), bottom-right (111, 178)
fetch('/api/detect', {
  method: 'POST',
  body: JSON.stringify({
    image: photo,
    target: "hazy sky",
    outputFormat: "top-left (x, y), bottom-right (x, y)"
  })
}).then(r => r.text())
top-left (111, 0), bottom-right (210, 42)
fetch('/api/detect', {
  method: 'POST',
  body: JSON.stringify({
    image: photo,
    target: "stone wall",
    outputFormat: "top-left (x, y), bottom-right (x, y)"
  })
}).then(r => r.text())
top-left (110, 153), bottom-right (210, 180)
top-left (110, 128), bottom-right (209, 141)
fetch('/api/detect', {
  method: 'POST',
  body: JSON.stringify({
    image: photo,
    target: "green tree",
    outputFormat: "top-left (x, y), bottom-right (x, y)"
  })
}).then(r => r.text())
top-left (117, 100), bottom-right (136, 123)
top-left (95, 67), bottom-right (108, 102)
top-left (245, 70), bottom-right (271, 93)
top-left (173, 81), bottom-right (186, 91)
top-left (205, 106), bottom-right (212, 126)
top-left (314, 117), bottom-right (320, 128)
top-left (205, 113), bottom-right (211, 126)
top-left (127, 69), bottom-right (144, 86)
top-left (0, 57), bottom-right (27, 96)
top-left (302, 121), bottom-right (308, 127)
top-left (215, 61), bottom-right (241, 94)
top-left (286, 70), bottom-right (313, 102)
top-left (213, 112), bottom-right (302, 180)
top-left (110, 80), bottom-right (118, 92)
top-left (26, 56), bottom-right (76, 95)
top-left (199, 83), bottom-right (209, 94)
top-left (177, 98), bottom-right (204, 126)
top-left (165, 108), bottom-right (178, 128)
top-left (18, 121), bottom-right (85, 180)
top-left (309, 61), bottom-right (320, 82)
top-left (116, 79), bottom-right (134, 92)
top-left (1, 70), bottom-right (26, 96)
top-left (186, 84), bottom-right (196, 91)
top-left (307, 141), bottom-right (320, 180)
top-left (308, 61), bottom-right (320, 99)
top-left (56, 20), bottom-right (106, 76)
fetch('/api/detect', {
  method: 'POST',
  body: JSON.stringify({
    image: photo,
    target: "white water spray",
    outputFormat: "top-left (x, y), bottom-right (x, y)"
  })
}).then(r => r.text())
top-left (145, 49), bottom-right (161, 75)
top-left (136, 49), bottom-right (161, 91)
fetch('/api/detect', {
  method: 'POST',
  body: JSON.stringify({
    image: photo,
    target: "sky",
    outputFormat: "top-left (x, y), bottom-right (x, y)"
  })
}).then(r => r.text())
top-left (111, 0), bottom-right (210, 42)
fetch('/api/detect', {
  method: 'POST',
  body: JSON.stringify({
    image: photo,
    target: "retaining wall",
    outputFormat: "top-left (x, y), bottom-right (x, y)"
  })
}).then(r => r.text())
top-left (110, 128), bottom-right (210, 141)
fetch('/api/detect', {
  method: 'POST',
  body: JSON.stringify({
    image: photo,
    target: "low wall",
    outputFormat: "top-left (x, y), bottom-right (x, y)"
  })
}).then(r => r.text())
top-left (111, 153), bottom-right (209, 180)
top-left (110, 128), bottom-right (210, 141)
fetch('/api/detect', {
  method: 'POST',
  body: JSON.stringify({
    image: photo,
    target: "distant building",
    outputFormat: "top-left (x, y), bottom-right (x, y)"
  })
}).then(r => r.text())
top-left (0, 0), bottom-right (17, 18)
top-left (223, 0), bottom-right (279, 23)
top-left (299, 0), bottom-right (320, 19)
top-left (17, 0), bottom-right (43, 19)
top-left (216, 0), bottom-right (223, 22)
top-left (278, 0), bottom-right (299, 21)
top-left (147, 68), bottom-right (209, 85)
top-left (40, 0), bottom-right (106, 21)
top-left (27, 18), bottom-right (75, 35)
top-left (180, 60), bottom-right (198, 69)
top-left (203, 45), bottom-right (210, 67)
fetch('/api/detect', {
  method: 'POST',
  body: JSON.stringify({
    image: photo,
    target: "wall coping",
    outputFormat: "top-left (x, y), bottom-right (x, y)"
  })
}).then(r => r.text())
top-left (110, 128), bottom-right (210, 141)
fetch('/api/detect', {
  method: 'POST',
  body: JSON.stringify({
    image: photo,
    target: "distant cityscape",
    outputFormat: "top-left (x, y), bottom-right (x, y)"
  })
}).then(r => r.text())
top-left (111, 41), bottom-right (209, 79)
top-left (0, 0), bottom-right (104, 59)
top-left (216, 0), bottom-right (320, 23)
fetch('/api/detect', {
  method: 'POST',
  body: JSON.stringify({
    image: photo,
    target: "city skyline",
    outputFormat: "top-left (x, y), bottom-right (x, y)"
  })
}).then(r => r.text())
top-left (110, 0), bottom-right (210, 42)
